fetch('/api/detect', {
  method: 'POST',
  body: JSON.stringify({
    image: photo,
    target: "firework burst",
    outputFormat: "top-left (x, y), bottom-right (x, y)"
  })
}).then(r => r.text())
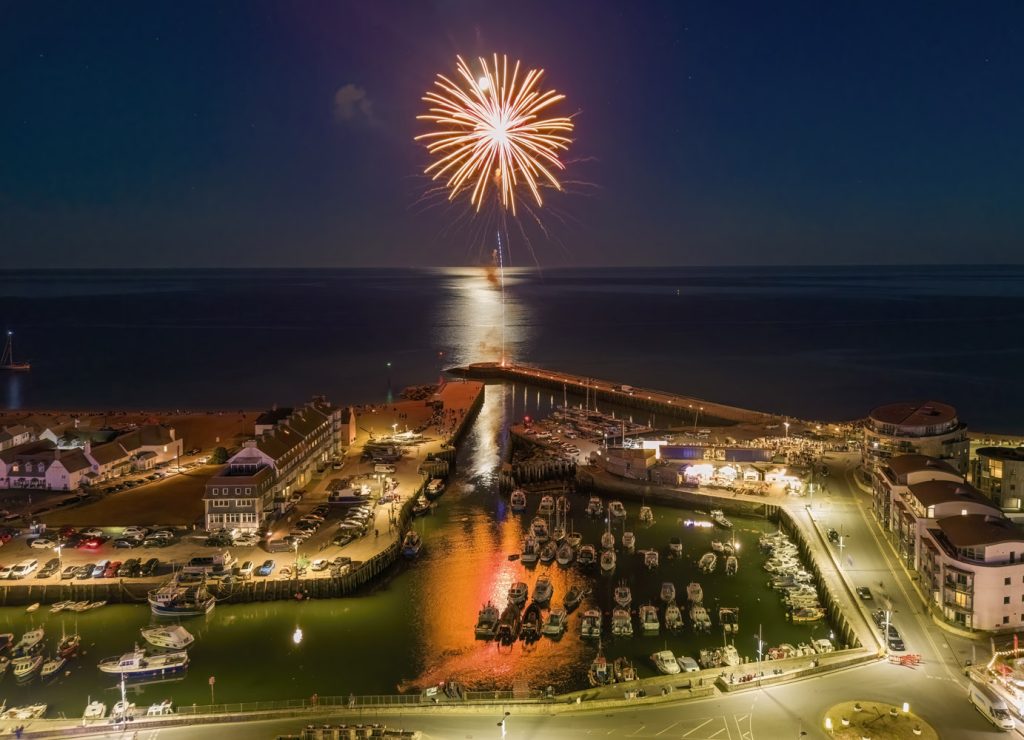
top-left (416, 54), bottom-right (573, 215)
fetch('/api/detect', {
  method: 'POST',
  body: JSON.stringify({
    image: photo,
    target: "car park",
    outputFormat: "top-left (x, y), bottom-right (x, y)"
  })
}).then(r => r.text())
top-left (312, 505), bottom-right (330, 517)
top-left (37, 558), bottom-right (60, 578)
top-left (140, 558), bottom-right (160, 576)
top-left (143, 537), bottom-right (170, 548)
top-left (29, 537), bottom-right (57, 549)
top-left (257, 560), bottom-right (275, 576)
top-left (856, 586), bottom-right (873, 600)
top-left (114, 537), bottom-right (141, 549)
top-left (60, 564), bottom-right (79, 580)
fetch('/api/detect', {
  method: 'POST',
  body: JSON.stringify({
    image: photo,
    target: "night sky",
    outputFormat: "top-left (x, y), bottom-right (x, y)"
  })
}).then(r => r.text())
top-left (2, 1), bottom-right (1021, 268)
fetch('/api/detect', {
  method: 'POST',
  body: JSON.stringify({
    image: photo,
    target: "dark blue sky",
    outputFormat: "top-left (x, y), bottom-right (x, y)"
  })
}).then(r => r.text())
top-left (1, 1), bottom-right (1021, 267)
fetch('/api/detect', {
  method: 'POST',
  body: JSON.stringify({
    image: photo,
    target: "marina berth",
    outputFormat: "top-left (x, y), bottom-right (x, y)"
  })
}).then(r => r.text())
top-left (611, 607), bottom-right (633, 637)
top-left (541, 607), bottom-right (568, 637)
top-left (664, 601), bottom-right (684, 631)
top-left (639, 603), bottom-right (660, 633)
top-left (580, 608), bottom-right (602, 638)
top-left (556, 541), bottom-right (574, 565)
top-left (614, 581), bottom-right (632, 608)
top-left (621, 531), bottom-right (636, 552)
top-left (600, 548), bottom-right (617, 572)
top-left (533, 574), bottom-right (554, 604)
top-left (508, 581), bottom-right (528, 606)
top-left (660, 581), bottom-right (676, 603)
top-left (539, 540), bottom-right (557, 563)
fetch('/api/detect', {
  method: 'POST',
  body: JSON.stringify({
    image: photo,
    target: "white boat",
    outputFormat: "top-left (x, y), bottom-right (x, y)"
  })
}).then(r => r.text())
top-left (564, 583), bottom-right (589, 611)
top-left (711, 540), bottom-right (725, 553)
top-left (50, 601), bottom-right (74, 613)
top-left (725, 555), bottom-right (738, 575)
top-left (68, 600), bottom-right (91, 612)
top-left (401, 530), bottom-right (423, 558)
top-left (541, 607), bottom-right (568, 637)
top-left (83, 700), bottom-right (107, 721)
top-left (720, 644), bottom-right (741, 666)
top-left (146, 699), bottom-right (174, 716)
top-left (508, 581), bottom-right (528, 606)
top-left (566, 529), bottom-right (583, 548)
top-left (12, 627), bottom-right (44, 657)
top-left (699, 552), bottom-right (717, 573)
top-left (521, 534), bottom-right (540, 564)
top-left (588, 645), bottom-right (612, 686)
top-left (425, 478), bottom-right (445, 499)
top-left (25, 603), bottom-right (40, 614)
top-left (141, 625), bottom-right (195, 650)
top-left (533, 575), bottom-right (554, 604)
top-left (539, 540), bottom-right (558, 564)
top-left (664, 601), bottom-right (684, 630)
top-left (13, 654), bottom-right (43, 680)
top-left (611, 608), bottom-right (633, 637)
top-left (651, 650), bottom-right (680, 675)
top-left (578, 544), bottom-right (597, 566)
top-left (812, 638), bottom-right (835, 654)
top-left (660, 582), bottom-right (676, 603)
top-left (621, 531), bottom-right (636, 552)
top-left (690, 605), bottom-right (712, 631)
top-left (638, 505), bottom-right (654, 524)
top-left (556, 540), bottom-right (574, 565)
top-left (686, 581), bottom-right (703, 604)
top-left (112, 700), bottom-right (136, 719)
top-left (86, 600), bottom-right (107, 610)
top-left (510, 489), bottom-right (527, 512)
top-left (639, 604), bottom-right (659, 633)
top-left (608, 500), bottom-right (627, 519)
top-left (538, 495), bottom-right (555, 516)
top-left (40, 655), bottom-right (66, 679)
top-left (474, 601), bottom-right (500, 639)
top-left (641, 549), bottom-right (659, 570)
top-left (98, 648), bottom-right (190, 678)
top-left (585, 496), bottom-right (603, 517)
top-left (148, 579), bottom-right (215, 617)
top-left (613, 581), bottom-right (632, 608)
top-left (719, 607), bottom-right (739, 634)
top-left (710, 509), bottom-right (733, 529)
top-left (3, 704), bottom-right (47, 720)
top-left (556, 495), bottom-right (571, 515)
top-left (580, 608), bottom-right (602, 638)
top-left (601, 526), bottom-right (615, 550)
top-left (600, 548), bottom-right (616, 572)
top-left (530, 516), bottom-right (550, 543)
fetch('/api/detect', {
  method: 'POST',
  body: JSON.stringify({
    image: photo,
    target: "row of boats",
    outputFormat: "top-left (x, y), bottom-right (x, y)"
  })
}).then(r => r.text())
top-left (0, 624), bottom-right (81, 684)
top-left (760, 530), bottom-right (826, 622)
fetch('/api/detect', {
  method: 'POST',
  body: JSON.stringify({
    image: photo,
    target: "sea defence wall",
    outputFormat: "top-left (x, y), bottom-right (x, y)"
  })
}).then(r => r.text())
top-left (448, 362), bottom-right (774, 425)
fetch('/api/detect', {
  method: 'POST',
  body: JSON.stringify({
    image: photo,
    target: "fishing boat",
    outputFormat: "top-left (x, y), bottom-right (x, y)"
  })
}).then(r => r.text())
top-left (68, 601), bottom-right (90, 612)
top-left (2, 704), bottom-right (47, 720)
top-left (690, 605), bottom-right (712, 631)
top-left (600, 548), bottom-right (616, 572)
top-left (668, 537), bottom-right (683, 557)
top-left (86, 601), bottom-right (107, 611)
top-left (719, 607), bottom-right (739, 634)
top-left (686, 581), bottom-right (703, 604)
top-left (600, 517), bottom-right (615, 550)
top-left (141, 625), bottom-right (195, 650)
top-left (664, 601), bottom-right (684, 631)
top-left (40, 655), bottom-right (66, 680)
top-left (50, 601), bottom-right (74, 614)
top-left (539, 540), bottom-right (557, 564)
top-left (699, 552), bottom-right (718, 573)
top-left (474, 601), bottom-right (500, 639)
top-left (13, 654), bottom-right (43, 680)
top-left (725, 555), bottom-right (738, 575)
top-left (587, 644), bottom-right (612, 686)
top-left (651, 650), bottom-right (681, 675)
top-left (564, 583), bottom-right (589, 611)
top-left (641, 549), bottom-right (659, 571)
top-left (148, 578), bottom-right (215, 617)
top-left (58, 630), bottom-right (81, 658)
top-left (613, 581), bottom-right (632, 608)
top-left (660, 582), bottom-right (676, 603)
top-left (411, 496), bottom-right (431, 516)
top-left (791, 606), bottom-right (825, 622)
top-left (520, 603), bottom-right (542, 641)
top-left (555, 541), bottom-right (574, 566)
top-left (566, 527), bottom-right (582, 548)
top-left (533, 575), bottom-right (554, 604)
top-left (639, 604), bottom-right (659, 633)
top-left (812, 638), bottom-right (835, 654)
top-left (611, 608), bottom-right (633, 637)
top-left (509, 489), bottom-right (527, 512)
top-left (608, 500), bottom-right (627, 519)
top-left (710, 509), bottom-right (733, 529)
top-left (0, 330), bottom-right (30, 372)
top-left (621, 531), bottom-right (636, 552)
top-left (496, 603), bottom-right (521, 644)
top-left (12, 627), bottom-right (44, 657)
top-left (556, 495), bottom-right (570, 515)
top-left (83, 700), bottom-right (107, 721)
top-left (613, 656), bottom-right (637, 682)
top-left (585, 496), bottom-right (603, 517)
top-left (508, 581), bottom-right (529, 606)
top-left (530, 516), bottom-right (550, 543)
top-left (720, 644), bottom-right (741, 666)
top-left (638, 505), bottom-right (654, 525)
top-left (537, 495), bottom-right (555, 517)
top-left (580, 608), bottom-right (602, 639)
top-left (424, 478), bottom-right (445, 500)
top-left (541, 607), bottom-right (568, 637)
top-left (699, 648), bottom-right (722, 668)
top-left (521, 534), bottom-right (540, 564)
top-left (552, 520), bottom-right (566, 542)
top-left (711, 540), bottom-right (725, 553)
top-left (578, 544), bottom-right (597, 567)
top-left (98, 648), bottom-right (189, 679)
top-left (401, 529), bottom-right (423, 558)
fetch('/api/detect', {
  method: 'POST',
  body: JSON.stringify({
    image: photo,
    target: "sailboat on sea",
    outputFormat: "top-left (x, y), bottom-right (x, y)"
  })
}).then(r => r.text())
top-left (1, 331), bottom-right (30, 372)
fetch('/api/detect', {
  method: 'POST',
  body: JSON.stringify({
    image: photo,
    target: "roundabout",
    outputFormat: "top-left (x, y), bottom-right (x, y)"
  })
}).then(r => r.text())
top-left (823, 701), bottom-right (938, 740)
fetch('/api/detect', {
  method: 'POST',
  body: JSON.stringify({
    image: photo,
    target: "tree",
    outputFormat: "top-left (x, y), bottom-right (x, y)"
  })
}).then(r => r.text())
top-left (209, 447), bottom-right (229, 465)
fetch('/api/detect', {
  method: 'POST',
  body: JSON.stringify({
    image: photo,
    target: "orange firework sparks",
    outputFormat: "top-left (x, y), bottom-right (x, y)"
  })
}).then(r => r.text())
top-left (416, 54), bottom-right (574, 215)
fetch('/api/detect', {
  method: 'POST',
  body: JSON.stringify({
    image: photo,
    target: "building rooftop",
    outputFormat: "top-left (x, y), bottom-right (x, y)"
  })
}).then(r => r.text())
top-left (976, 447), bottom-right (1024, 463)
top-left (255, 407), bottom-right (294, 427)
top-left (869, 401), bottom-right (958, 429)
top-left (936, 514), bottom-right (1024, 548)
top-left (907, 479), bottom-right (997, 511)
top-left (884, 454), bottom-right (960, 478)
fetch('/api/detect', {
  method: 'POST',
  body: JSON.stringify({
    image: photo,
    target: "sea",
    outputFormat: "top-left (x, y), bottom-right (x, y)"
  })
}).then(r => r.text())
top-left (1, 265), bottom-right (1023, 432)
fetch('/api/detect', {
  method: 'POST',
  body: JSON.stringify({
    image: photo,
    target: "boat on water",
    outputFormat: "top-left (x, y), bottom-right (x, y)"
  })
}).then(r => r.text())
top-left (424, 478), bottom-right (445, 500)
top-left (533, 575), bottom-right (554, 604)
top-left (578, 544), bottom-right (597, 567)
top-left (67, 600), bottom-right (90, 612)
top-left (668, 537), bottom-right (683, 557)
top-left (538, 495), bottom-right (555, 516)
top-left (613, 581), bottom-right (632, 608)
top-left (567, 528), bottom-right (583, 548)
top-left (541, 607), bottom-right (568, 637)
top-left (83, 700), bottom-right (107, 721)
top-left (0, 632), bottom-right (13, 651)
top-left (411, 496), bottom-right (431, 516)
top-left (711, 540), bottom-right (725, 553)
top-left (146, 699), bottom-right (174, 716)
top-left (520, 603), bottom-right (542, 641)
top-left (58, 632), bottom-right (81, 658)
top-left (112, 700), bottom-right (136, 719)
top-left (621, 531), bottom-right (636, 552)
top-left (664, 601), bottom-right (684, 631)
top-left (690, 605), bottom-right (712, 631)
top-left (725, 555), bottom-right (738, 575)
top-left (791, 606), bottom-right (825, 622)
top-left (25, 603), bottom-right (40, 614)
top-left (720, 644), bottom-right (741, 666)
top-left (699, 647), bottom-right (722, 668)
top-left (580, 609), bottom-right (602, 639)
top-left (710, 509), bottom-right (733, 529)
top-left (641, 549), bottom-right (659, 571)
top-left (600, 524), bottom-right (615, 550)
top-left (585, 496), bottom-right (603, 517)
top-left (496, 603), bottom-right (521, 644)
top-left (509, 489), bottom-right (527, 512)
top-left (508, 581), bottom-right (529, 606)
top-left (660, 582), bottom-right (676, 603)
top-left (539, 540), bottom-right (557, 564)
top-left (0, 330), bottom-right (30, 372)
top-left (556, 495), bottom-right (570, 515)
top-left (50, 601), bottom-right (74, 614)
top-left (812, 638), bottom-right (835, 653)
top-left (600, 548), bottom-right (617, 572)
top-left (564, 583), bottom-right (589, 611)
top-left (530, 516), bottom-right (550, 543)
top-left (87, 600), bottom-right (107, 610)
top-left (639, 604), bottom-right (659, 633)
top-left (98, 648), bottom-right (189, 679)
top-left (12, 627), bottom-right (44, 657)
top-left (3, 704), bottom-right (46, 720)
top-left (474, 601), bottom-right (500, 639)
top-left (686, 581), bottom-right (703, 604)
top-left (608, 500), bottom-right (626, 519)
top-left (401, 529), bottom-right (423, 558)
top-left (521, 534), bottom-right (540, 564)
top-left (699, 552), bottom-right (718, 573)
top-left (651, 650), bottom-right (681, 675)
top-left (588, 645), bottom-right (612, 686)
top-left (40, 655), bottom-right (66, 680)
top-left (613, 656), bottom-right (637, 682)
top-left (148, 579), bottom-right (215, 617)
top-left (141, 625), bottom-right (195, 651)
top-left (638, 505), bottom-right (654, 524)
top-left (555, 541), bottom-right (574, 566)
top-left (611, 608), bottom-right (633, 637)
top-left (13, 654), bottom-right (43, 680)
top-left (719, 607), bottom-right (739, 634)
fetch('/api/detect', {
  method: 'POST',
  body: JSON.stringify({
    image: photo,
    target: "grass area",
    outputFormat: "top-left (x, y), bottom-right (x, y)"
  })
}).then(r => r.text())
top-left (41, 465), bottom-right (217, 527)
top-left (826, 701), bottom-right (937, 740)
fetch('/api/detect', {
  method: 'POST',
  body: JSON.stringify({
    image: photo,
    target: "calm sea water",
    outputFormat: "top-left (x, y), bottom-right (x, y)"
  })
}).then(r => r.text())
top-left (1, 266), bottom-right (1023, 431)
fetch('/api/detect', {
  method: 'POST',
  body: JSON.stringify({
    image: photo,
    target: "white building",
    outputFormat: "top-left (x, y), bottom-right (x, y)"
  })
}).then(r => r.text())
top-left (863, 401), bottom-right (969, 473)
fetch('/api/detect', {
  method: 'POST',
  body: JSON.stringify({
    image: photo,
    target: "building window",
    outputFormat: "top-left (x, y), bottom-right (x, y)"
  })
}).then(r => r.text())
top-left (1004, 616), bottom-right (1011, 624)
top-left (1004, 596), bottom-right (1011, 605)
top-left (212, 500), bottom-right (229, 508)
top-left (1006, 577), bottom-right (1012, 586)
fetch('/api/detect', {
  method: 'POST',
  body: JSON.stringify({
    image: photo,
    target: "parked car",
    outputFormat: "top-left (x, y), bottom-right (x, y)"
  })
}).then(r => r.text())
top-left (312, 505), bottom-right (330, 517)
top-left (76, 564), bottom-right (94, 580)
top-left (143, 537), bottom-right (170, 548)
top-left (332, 533), bottom-right (355, 547)
top-left (257, 560), bottom-right (276, 577)
top-left (90, 560), bottom-right (111, 578)
top-left (186, 447), bottom-right (200, 455)
top-left (856, 586), bottom-right (873, 600)
top-left (151, 529), bottom-right (176, 540)
top-left (60, 564), bottom-right (79, 580)
top-left (80, 528), bottom-right (104, 538)
top-left (140, 558), bottom-right (160, 576)
top-left (0, 564), bottom-right (13, 579)
top-left (122, 527), bottom-right (149, 539)
top-left (887, 625), bottom-right (905, 651)
top-left (118, 559), bottom-right (141, 577)
top-left (237, 560), bottom-right (255, 578)
top-left (76, 537), bottom-right (105, 550)
top-left (826, 528), bottom-right (840, 543)
top-left (114, 538), bottom-right (141, 549)
top-left (37, 558), bottom-right (61, 578)
top-left (103, 560), bottom-right (122, 578)
top-left (29, 537), bottom-right (57, 549)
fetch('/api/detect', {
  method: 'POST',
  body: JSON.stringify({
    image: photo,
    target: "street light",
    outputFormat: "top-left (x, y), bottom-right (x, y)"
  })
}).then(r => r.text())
top-left (497, 711), bottom-right (510, 738)
top-left (784, 421), bottom-right (790, 438)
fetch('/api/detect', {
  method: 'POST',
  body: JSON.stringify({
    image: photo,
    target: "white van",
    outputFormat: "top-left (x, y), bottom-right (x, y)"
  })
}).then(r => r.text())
top-left (11, 559), bottom-right (39, 579)
top-left (374, 463), bottom-right (396, 474)
top-left (969, 680), bottom-right (1015, 731)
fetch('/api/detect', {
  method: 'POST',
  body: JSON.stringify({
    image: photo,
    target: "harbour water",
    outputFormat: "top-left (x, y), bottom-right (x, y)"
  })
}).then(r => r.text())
top-left (0, 383), bottom-right (828, 715)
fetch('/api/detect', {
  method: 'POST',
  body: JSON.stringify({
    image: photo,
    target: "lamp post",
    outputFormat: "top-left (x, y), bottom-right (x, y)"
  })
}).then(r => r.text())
top-left (784, 421), bottom-right (790, 438)
top-left (497, 710), bottom-right (510, 738)
top-left (55, 544), bottom-right (62, 573)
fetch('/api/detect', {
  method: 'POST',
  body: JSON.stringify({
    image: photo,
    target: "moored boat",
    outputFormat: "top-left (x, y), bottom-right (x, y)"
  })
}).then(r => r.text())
top-left (621, 531), bottom-right (636, 552)
top-left (611, 608), bottom-right (633, 637)
top-left (660, 581), bottom-right (676, 603)
top-left (587, 645), bottom-right (612, 686)
top-left (720, 644), bottom-right (741, 666)
top-left (58, 632), bottom-right (81, 658)
top-left (578, 544), bottom-right (597, 567)
top-left (148, 579), bottom-right (215, 618)
top-left (668, 537), bottom-right (683, 557)
top-left (690, 605), bottom-right (712, 631)
top-left (613, 581), bottom-right (632, 608)
top-left (564, 583), bottom-right (589, 611)
top-left (608, 500), bottom-right (626, 519)
top-left (686, 581), bottom-right (703, 604)
top-left (83, 700), bottom-right (107, 721)
top-left (50, 601), bottom-right (74, 614)
top-left (530, 516), bottom-right (550, 543)
top-left (639, 604), bottom-right (659, 633)
top-left (651, 649), bottom-right (680, 674)
top-left (521, 534), bottom-right (540, 564)
top-left (537, 495), bottom-right (555, 516)
top-left (496, 602), bottom-right (521, 644)
top-left (539, 540), bottom-right (557, 564)
top-left (566, 528), bottom-right (583, 548)
top-left (580, 608), bottom-right (602, 638)
top-left (401, 530), bottom-right (423, 558)
top-left (474, 601), bottom-right (500, 639)
top-left (508, 581), bottom-right (528, 606)
top-left (13, 654), bottom-right (43, 680)
top-left (411, 496), bottom-right (431, 516)
top-left (98, 648), bottom-right (189, 679)
top-left (12, 627), bottom-right (44, 657)
top-left (664, 601), bottom-right (684, 631)
top-left (424, 478), bottom-right (445, 500)
top-left (710, 509), bottom-right (733, 529)
top-left (141, 625), bottom-right (195, 651)
top-left (541, 607), bottom-right (568, 637)
top-left (613, 656), bottom-right (637, 682)
top-left (25, 603), bottom-right (40, 614)
top-left (719, 607), bottom-right (739, 634)
top-left (699, 552), bottom-right (717, 573)
top-left (725, 555), bottom-right (738, 575)
top-left (520, 603), bottom-right (542, 641)
top-left (638, 505), bottom-right (654, 524)
top-left (641, 549), bottom-right (659, 571)
top-left (600, 548), bottom-right (616, 572)
top-left (0, 632), bottom-right (13, 651)
top-left (509, 489), bottom-right (527, 512)
top-left (40, 655), bottom-right (66, 680)
top-left (533, 575), bottom-right (554, 604)
top-left (3, 703), bottom-right (47, 720)
top-left (585, 496), bottom-right (603, 517)
top-left (791, 606), bottom-right (825, 622)
top-left (555, 541), bottom-right (574, 566)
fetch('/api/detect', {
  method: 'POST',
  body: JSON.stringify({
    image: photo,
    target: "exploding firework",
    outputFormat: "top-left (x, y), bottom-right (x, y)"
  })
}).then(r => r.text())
top-left (416, 54), bottom-right (573, 215)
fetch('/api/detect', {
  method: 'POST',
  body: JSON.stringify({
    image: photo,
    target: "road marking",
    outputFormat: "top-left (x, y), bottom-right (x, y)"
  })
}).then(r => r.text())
top-left (654, 720), bottom-right (680, 735)
top-left (734, 713), bottom-right (754, 740)
top-left (682, 718), bottom-right (715, 737)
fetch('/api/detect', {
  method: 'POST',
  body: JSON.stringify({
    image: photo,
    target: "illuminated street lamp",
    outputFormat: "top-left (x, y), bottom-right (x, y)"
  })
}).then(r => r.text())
top-left (497, 710), bottom-right (510, 738)
top-left (784, 421), bottom-right (790, 438)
